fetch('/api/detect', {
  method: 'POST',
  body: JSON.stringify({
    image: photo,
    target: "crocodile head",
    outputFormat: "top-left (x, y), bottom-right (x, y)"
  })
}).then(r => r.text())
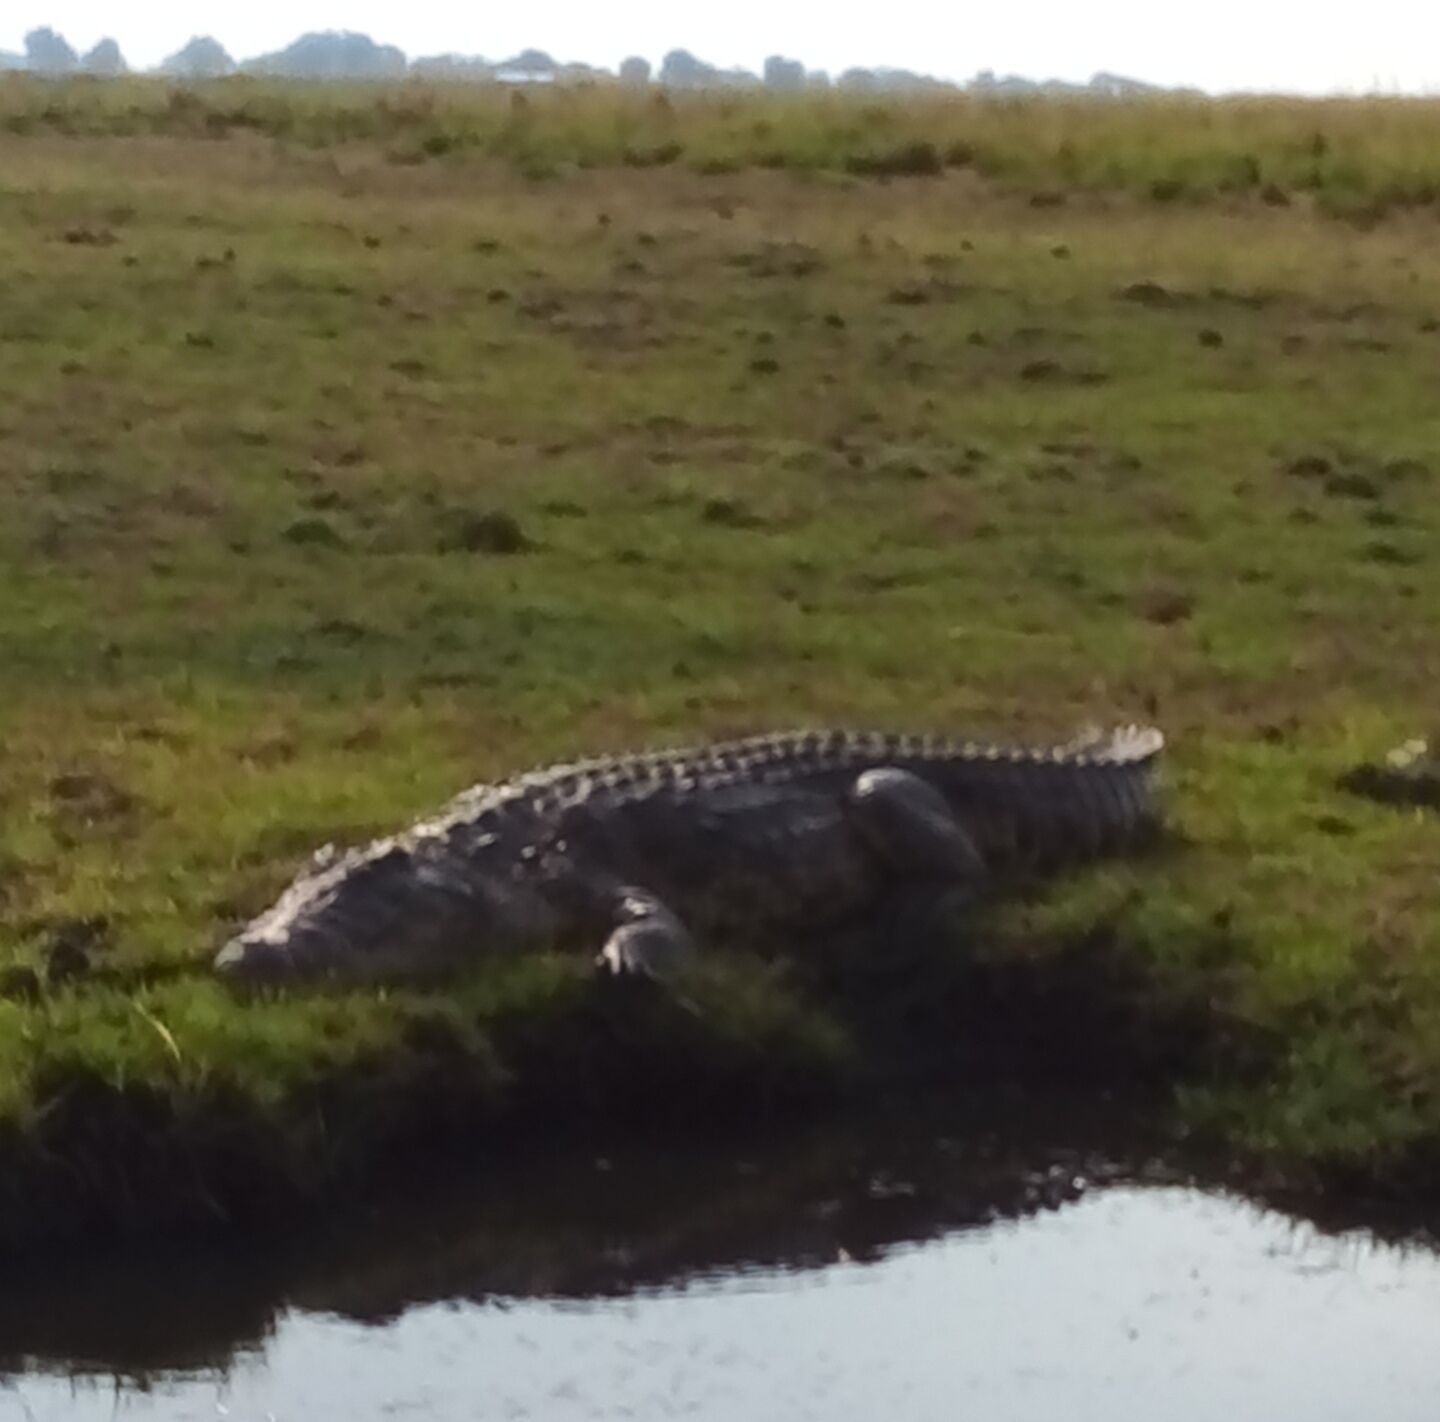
top-left (214, 836), bottom-right (548, 986)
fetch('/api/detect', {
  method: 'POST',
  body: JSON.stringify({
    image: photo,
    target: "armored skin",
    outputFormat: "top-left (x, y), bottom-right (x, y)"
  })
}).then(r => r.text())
top-left (214, 725), bottom-right (1164, 986)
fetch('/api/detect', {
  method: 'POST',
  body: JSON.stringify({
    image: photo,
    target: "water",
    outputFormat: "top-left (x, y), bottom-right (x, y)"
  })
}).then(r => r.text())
top-left (1, 1102), bottom-right (1438, 1420)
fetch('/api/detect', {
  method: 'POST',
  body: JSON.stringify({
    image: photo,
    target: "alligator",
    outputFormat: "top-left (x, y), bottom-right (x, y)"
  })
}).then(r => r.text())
top-left (214, 724), bottom-right (1165, 987)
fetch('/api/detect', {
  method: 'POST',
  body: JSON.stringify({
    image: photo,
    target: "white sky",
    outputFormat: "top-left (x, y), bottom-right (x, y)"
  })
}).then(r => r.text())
top-left (3, 1), bottom-right (1439, 94)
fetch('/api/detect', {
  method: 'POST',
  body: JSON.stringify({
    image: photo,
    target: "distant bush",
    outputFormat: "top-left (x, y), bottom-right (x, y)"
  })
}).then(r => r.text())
top-left (242, 31), bottom-right (406, 81)
top-left (160, 36), bottom-right (236, 79)
top-left (763, 55), bottom-right (805, 91)
top-left (619, 56), bottom-right (651, 86)
top-left (80, 39), bottom-right (127, 77)
top-left (24, 27), bottom-right (77, 74)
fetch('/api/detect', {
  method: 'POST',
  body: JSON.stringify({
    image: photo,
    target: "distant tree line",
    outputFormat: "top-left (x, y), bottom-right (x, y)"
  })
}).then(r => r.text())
top-left (0, 26), bottom-right (1167, 96)
top-left (1, 26), bottom-right (127, 74)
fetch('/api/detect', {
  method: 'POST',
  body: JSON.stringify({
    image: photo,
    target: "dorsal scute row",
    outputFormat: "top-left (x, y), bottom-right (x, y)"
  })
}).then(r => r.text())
top-left (412, 724), bottom-right (1165, 843)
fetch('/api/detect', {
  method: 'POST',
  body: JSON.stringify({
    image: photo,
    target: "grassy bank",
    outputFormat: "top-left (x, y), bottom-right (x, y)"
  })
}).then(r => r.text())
top-left (2, 97), bottom-right (1440, 1239)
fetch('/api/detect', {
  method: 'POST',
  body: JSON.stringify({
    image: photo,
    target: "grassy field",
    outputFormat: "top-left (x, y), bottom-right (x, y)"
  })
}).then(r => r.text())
top-left (4, 83), bottom-right (1440, 1239)
top-left (11, 75), bottom-right (1440, 219)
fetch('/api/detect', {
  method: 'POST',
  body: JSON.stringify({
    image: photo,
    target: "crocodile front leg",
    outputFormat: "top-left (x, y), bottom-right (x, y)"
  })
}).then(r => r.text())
top-left (595, 888), bottom-right (698, 980)
top-left (845, 767), bottom-right (987, 882)
top-left (594, 770), bottom-right (983, 979)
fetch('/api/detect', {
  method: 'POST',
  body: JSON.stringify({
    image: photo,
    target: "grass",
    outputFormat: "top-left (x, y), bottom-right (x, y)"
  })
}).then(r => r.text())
top-left (3, 85), bottom-right (1440, 1238)
top-left (10, 76), bottom-right (1440, 218)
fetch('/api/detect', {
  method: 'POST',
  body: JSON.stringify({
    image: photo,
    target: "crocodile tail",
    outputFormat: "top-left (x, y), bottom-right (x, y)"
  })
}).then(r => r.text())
top-left (937, 723), bottom-right (1165, 870)
top-left (1068, 724), bottom-right (1165, 859)
top-left (1060, 723), bottom-right (1165, 765)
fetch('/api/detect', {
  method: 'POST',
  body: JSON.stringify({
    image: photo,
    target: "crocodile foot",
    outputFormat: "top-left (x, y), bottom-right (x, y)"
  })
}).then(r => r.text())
top-left (596, 889), bottom-right (698, 981)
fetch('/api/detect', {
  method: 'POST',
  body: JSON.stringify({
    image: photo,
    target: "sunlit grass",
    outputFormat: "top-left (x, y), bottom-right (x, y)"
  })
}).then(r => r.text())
top-left (1, 103), bottom-right (1440, 1234)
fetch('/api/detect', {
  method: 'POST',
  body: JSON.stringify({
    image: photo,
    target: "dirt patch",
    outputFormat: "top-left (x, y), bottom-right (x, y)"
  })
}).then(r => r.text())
top-left (439, 509), bottom-right (535, 555)
top-left (60, 226), bottom-right (119, 248)
top-left (48, 772), bottom-right (141, 830)
top-left (515, 284), bottom-right (676, 351)
top-left (700, 497), bottom-right (767, 530)
top-left (727, 241), bottom-right (824, 278)
top-left (1137, 589), bottom-right (1196, 626)
top-left (1280, 451), bottom-right (1429, 505)
top-left (1117, 281), bottom-right (1190, 308)
top-left (1018, 359), bottom-right (1107, 385)
top-left (283, 517), bottom-right (347, 549)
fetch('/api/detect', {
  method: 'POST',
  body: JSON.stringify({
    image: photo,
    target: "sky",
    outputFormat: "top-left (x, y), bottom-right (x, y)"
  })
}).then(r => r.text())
top-left (3, 1), bottom-right (1440, 94)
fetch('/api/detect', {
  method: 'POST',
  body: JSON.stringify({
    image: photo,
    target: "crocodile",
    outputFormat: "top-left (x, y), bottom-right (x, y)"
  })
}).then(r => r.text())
top-left (214, 724), bottom-right (1165, 987)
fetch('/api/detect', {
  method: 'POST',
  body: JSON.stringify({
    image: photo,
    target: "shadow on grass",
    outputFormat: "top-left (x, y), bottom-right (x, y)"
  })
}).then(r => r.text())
top-left (0, 867), bottom-right (1254, 1257)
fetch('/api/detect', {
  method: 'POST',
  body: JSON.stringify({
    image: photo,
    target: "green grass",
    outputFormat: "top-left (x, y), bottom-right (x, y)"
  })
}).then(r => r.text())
top-left (4, 93), bottom-right (1440, 1237)
top-left (10, 77), bottom-right (1440, 218)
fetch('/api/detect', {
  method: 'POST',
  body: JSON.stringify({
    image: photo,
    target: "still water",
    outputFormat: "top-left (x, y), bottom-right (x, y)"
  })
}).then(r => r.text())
top-left (1, 1102), bottom-right (1437, 1420)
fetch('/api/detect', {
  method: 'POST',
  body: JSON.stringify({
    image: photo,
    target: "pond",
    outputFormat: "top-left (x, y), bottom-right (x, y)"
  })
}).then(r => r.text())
top-left (2, 1095), bottom-right (1437, 1420)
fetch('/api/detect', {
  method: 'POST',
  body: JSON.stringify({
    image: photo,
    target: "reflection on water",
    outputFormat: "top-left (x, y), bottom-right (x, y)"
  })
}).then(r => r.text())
top-left (2, 1095), bottom-right (1439, 1420)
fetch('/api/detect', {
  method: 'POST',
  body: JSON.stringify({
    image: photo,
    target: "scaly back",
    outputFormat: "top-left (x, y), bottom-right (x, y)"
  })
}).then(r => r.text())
top-left (414, 725), bottom-right (1164, 871)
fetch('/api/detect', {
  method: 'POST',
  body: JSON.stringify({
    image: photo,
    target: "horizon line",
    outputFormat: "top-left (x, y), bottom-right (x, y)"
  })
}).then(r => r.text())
top-left (2, 25), bottom-right (1436, 98)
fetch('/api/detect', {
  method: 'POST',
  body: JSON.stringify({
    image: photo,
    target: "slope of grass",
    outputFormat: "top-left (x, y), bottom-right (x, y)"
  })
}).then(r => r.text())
top-left (2, 114), bottom-right (1440, 1238)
